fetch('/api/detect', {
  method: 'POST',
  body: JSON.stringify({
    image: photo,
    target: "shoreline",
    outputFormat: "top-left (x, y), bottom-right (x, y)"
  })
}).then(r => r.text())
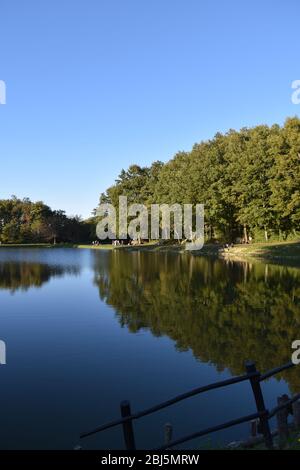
top-left (218, 240), bottom-right (300, 266)
top-left (1, 241), bottom-right (300, 266)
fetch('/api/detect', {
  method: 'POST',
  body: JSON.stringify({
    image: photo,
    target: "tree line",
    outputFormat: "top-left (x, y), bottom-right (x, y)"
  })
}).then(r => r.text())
top-left (100, 117), bottom-right (300, 242)
top-left (0, 196), bottom-right (93, 244)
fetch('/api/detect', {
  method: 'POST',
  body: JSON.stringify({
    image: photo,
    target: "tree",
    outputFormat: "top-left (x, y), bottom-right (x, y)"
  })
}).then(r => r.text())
top-left (0, 197), bottom-right (90, 244)
top-left (98, 117), bottom-right (300, 242)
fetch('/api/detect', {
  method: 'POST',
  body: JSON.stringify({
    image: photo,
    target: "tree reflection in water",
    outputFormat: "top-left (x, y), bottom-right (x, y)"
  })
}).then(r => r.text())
top-left (0, 261), bottom-right (81, 293)
top-left (93, 251), bottom-right (300, 392)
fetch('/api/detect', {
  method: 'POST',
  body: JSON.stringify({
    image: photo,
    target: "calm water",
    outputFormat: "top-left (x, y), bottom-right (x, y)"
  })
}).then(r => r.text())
top-left (0, 248), bottom-right (299, 449)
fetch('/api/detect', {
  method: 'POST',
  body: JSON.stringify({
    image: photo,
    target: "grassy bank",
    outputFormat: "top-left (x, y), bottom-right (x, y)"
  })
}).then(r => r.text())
top-left (76, 244), bottom-right (114, 250)
top-left (221, 240), bottom-right (300, 265)
top-left (111, 240), bottom-right (300, 262)
top-left (0, 243), bottom-right (114, 249)
top-left (78, 241), bottom-right (182, 252)
top-left (236, 429), bottom-right (300, 451)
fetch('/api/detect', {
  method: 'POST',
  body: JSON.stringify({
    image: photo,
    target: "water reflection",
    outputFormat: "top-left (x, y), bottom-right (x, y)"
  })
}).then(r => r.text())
top-left (93, 251), bottom-right (300, 392)
top-left (1, 249), bottom-right (299, 391)
top-left (0, 261), bottom-right (81, 293)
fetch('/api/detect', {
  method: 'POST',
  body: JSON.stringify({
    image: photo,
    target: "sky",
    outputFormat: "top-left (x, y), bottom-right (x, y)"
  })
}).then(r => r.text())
top-left (0, 0), bottom-right (299, 218)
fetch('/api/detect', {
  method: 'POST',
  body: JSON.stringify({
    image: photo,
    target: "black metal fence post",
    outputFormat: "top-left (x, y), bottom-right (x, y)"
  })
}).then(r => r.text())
top-left (120, 400), bottom-right (136, 450)
top-left (245, 361), bottom-right (273, 449)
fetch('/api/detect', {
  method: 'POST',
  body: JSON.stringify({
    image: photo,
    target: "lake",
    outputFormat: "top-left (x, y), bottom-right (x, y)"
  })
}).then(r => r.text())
top-left (0, 248), bottom-right (299, 449)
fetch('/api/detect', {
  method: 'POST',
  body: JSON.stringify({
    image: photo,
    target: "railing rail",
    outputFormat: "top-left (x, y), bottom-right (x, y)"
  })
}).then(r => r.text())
top-left (80, 373), bottom-right (254, 438)
top-left (80, 359), bottom-right (298, 450)
top-left (155, 411), bottom-right (264, 451)
top-left (259, 361), bottom-right (294, 381)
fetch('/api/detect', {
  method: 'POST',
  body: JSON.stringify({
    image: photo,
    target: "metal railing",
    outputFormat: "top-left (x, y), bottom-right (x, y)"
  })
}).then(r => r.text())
top-left (80, 360), bottom-right (299, 450)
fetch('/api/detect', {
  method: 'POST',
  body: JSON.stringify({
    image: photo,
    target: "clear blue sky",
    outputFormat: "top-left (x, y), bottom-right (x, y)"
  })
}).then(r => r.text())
top-left (0, 0), bottom-right (299, 218)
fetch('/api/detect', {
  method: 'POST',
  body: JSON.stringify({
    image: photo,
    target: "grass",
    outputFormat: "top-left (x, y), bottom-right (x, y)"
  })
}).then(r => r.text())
top-left (221, 240), bottom-right (300, 266)
top-left (287, 432), bottom-right (300, 450)
top-left (117, 239), bottom-right (300, 263)
top-left (0, 243), bottom-right (114, 249)
top-left (239, 430), bottom-right (300, 450)
top-left (193, 429), bottom-right (300, 450)
top-left (77, 244), bottom-right (114, 250)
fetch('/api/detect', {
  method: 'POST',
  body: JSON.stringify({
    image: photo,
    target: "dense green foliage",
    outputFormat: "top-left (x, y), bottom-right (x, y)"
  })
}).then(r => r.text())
top-left (0, 196), bottom-right (93, 244)
top-left (100, 117), bottom-right (300, 242)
